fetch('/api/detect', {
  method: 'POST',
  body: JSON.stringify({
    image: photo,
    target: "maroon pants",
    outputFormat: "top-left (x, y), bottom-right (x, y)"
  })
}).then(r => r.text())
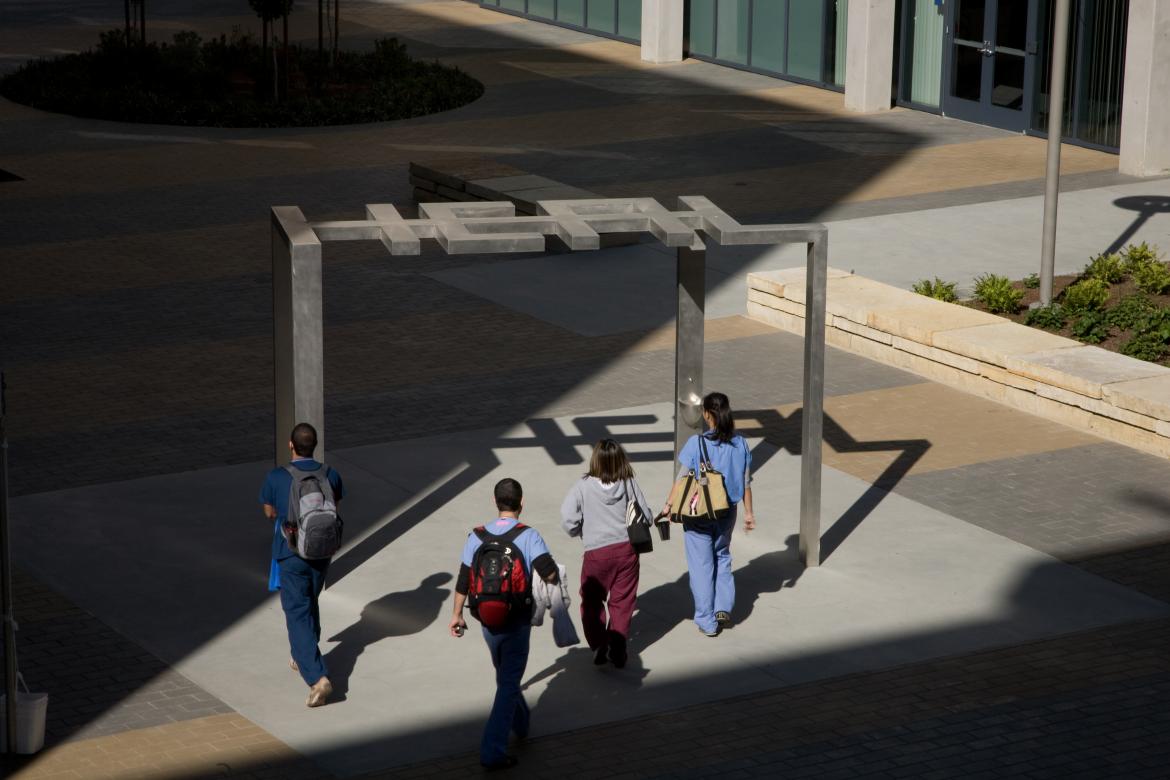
top-left (580, 541), bottom-right (640, 652)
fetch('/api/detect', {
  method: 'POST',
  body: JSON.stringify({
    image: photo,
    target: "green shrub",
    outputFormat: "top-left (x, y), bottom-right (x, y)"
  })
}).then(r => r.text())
top-left (1083, 252), bottom-right (1125, 283)
top-left (973, 273), bottom-right (1024, 314)
top-left (1134, 261), bottom-right (1170, 295)
top-left (1105, 294), bottom-right (1156, 330)
top-left (911, 277), bottom-right (958, 302)
top-left (1123, 242), bottom-right (1161, 271)
top-left (0, 30), bottom-right (485, 127)
top-left (1060, 278), bottom-right (1110, 312)
top-left (1070, 311), bottom-right (1110, 344)
top-left (1119, 308), bottom-right (1170, 363)
top-left (1121, 331), bottom-right (1170, 362)
top-left (1025, 304), bottom-right (1067, 330)
top-left (1023, 273), bottom-right (1041, 289)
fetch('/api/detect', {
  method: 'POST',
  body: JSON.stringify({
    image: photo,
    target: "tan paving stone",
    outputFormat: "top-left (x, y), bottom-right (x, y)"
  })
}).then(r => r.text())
top-left (604, 135), bottom-right (1118, 213)
top-left (751, 381), bottom-right (1099, 484)
top-left (8, 714), bottom-right (306, 780)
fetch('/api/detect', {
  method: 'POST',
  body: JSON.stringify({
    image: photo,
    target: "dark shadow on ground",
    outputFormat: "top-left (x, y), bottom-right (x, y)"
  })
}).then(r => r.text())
top-left (1, 556), bottom-right (1156, 778)
top-left (738, 408), bottom-right (931, 562)
top-left (323, 572), bottom-right (453, 702)
top-left (1105, 196), bottom-right (1170, 254)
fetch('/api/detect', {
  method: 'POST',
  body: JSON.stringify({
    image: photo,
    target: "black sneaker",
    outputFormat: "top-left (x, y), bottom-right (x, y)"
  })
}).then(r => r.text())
top-left (593, 646), bottom-right (608, 665)
top-left (481, 756), bottom-right (519, 772)
top-left (715, 611), bottom-right (733, 628)
top-left (699, 624), bottom-right (721, 637)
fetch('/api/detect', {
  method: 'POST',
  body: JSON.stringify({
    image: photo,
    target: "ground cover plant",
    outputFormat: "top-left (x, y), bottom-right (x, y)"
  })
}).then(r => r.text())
top-left (0, 28), bottom-right (483, 127)
top-left (963, 243), bottom-right (1170, 365)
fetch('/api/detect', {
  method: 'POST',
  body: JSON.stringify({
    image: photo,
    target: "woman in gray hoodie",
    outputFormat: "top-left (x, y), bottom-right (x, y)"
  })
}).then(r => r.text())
top-left (561, 439), bottom-right (653, 668)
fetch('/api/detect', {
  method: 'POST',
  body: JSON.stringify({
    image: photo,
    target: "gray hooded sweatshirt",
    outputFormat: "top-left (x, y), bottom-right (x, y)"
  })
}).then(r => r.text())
top-left (561, 476), bottom-right (653, 552)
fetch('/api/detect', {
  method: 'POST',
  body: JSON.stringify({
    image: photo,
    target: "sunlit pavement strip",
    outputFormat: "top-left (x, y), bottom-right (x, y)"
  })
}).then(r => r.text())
top-left (11, 403), bottom-right (1168, 776)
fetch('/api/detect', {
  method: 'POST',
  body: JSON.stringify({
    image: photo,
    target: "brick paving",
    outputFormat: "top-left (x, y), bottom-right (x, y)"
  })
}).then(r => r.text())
top-left (0, 571), bottom-right (232, 746)
top-left (383, 618), bottom-right (1170, 779)
top-left (2, 1), bottom-right (1168, 778)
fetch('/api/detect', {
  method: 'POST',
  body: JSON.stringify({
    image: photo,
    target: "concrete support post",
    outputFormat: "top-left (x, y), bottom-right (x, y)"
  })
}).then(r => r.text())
top-left (641, 0), bottom-right (684, 64)
top-left (674, 241), bottom-right (705, 460)
top-left (844, 0), bottom-right (896, 113)
top-left (1119, 0), bottom-right (1170, 177)
top-left (272, 207), bottom-right (325, 466)
top-left (800, 233), bottom-right (828, 567)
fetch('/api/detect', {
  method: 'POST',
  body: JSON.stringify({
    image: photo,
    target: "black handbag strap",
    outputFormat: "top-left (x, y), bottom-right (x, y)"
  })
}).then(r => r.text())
top-left (698, 435), bottom-right (714, 471)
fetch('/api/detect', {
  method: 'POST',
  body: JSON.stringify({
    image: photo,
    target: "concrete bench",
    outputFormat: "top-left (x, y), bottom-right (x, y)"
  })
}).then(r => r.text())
top-left (747, 268), bottom-right (1170, 459)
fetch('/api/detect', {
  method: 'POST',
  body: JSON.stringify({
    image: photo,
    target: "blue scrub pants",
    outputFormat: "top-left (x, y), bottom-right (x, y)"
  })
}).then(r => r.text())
top-left (278, 555), bottom-right (330, 686)
top-left (683, 508), bottom-right (737, 634)
top-left (480, 622), bottom-right (531, 765)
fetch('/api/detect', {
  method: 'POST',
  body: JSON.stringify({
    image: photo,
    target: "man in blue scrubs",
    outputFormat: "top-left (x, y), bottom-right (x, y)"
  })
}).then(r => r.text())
top-left (449, 478), bottom-right (559, 770)
top-left (259, 422), bottom-right (345, 707)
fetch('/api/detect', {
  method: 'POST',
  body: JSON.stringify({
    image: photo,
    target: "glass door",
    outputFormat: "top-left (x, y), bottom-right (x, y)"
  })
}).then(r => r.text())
top-left (943, 0), bottom-right (1036, 130)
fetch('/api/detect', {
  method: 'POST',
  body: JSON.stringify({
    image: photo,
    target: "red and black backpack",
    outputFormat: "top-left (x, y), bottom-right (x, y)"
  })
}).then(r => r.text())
top-left (467, 524), bottom-right (531, 628)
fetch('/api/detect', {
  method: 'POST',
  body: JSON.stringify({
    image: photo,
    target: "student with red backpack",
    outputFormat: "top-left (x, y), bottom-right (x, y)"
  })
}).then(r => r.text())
top-left (449, 478), bottom-right (560, 771)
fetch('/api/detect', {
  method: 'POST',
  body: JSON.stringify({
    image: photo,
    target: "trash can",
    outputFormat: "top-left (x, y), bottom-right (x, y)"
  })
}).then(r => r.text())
top-left (0, 675), bottom-right (48, 754)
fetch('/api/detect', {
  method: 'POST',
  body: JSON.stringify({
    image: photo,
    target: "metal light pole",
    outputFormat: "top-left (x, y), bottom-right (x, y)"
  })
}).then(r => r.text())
top-left (1039, 0), bottom-right (1072, 306)
top-left (1, 370), bottom-right (17, 753)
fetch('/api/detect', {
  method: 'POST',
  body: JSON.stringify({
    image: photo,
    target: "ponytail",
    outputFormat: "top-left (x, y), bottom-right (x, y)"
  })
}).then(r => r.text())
top-left (702, 392), bottom-right (735, 443)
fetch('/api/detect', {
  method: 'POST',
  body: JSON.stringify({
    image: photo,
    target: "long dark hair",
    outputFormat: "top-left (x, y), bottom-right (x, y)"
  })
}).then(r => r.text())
top-left (587, 438), bottom-right (635, 483)
top-left (702, 392), bottom-right (736, 443)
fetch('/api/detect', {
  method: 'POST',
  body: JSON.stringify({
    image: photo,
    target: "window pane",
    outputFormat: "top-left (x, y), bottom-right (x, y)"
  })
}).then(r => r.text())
top-left (750, 0), bottom-right (786, 73)
top-left (618, 0), bottom-right (642, 39)
top-left (907, 0), bottom-right (944, 106)
top-left (1073, 0), bottom-right (1127, 147)
top-left (500, 0), bottom-right (526, 12)
top-left (689, 0), bottom-right (716, 57)
top-left (787, 0), bottom-right (825, 81)
top-left (528, 0), bottom-right (555, 19)
top-left (831, 0), bottom-right (848, 85)
top-left (955, 0), bottom-right (986, 42)
top-left (559, 0), bottom-right (585, 26)
top-left (716, 0), bottom-right (750, 65)
top-left (588, 0), bottom-right (617, 33)
top-left (952, 44), bottom-right (982, 101)
top-left (991, 53), bottom-right (1025, 108)
top-left (995, 0), bottom-right (1028, 51)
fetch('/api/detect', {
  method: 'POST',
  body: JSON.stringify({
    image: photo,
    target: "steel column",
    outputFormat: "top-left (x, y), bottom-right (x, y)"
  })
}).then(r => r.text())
top-left (272, 207), bottom-right (325, 465)
top-left (674, 240), bottom-right (706, 459)
top-left (1039, 0), bottom-right (1072, 306)
top-left (0, 371), bottom-right (16, 753)
top-left (800, 234), bottom-right (828, 566)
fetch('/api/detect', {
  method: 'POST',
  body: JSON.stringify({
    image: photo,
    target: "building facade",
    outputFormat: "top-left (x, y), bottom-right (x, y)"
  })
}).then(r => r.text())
top-left (473, 0), bottom-right (1169, 176)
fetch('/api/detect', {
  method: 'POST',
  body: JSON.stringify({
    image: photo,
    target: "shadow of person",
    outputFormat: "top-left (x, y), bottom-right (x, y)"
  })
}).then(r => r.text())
top-left (524, 646), bottom-right (650, 740)
top-left (324, 572), bottom-right (453, 701)
top-left (626, 569), bottom-right (693, 659)
top-left (728, 535), bottom-right (805, 627)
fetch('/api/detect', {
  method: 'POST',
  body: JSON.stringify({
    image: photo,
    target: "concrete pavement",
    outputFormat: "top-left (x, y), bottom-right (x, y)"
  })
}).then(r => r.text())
top-left (4, 1), bottom-right (1170, 778)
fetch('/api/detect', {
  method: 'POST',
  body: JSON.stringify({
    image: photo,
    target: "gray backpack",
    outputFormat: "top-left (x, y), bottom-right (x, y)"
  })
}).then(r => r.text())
top-left (284, 465), bottom-right (343, 560)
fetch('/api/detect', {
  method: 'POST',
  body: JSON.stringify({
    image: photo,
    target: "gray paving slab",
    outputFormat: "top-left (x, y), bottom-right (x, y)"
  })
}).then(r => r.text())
top-left (498, 125), bottom-right (849, 188)
top-left (684, 176), bottom-right (1170, 313)
top-left (895, 442), bottom-right (1170, 564)
top-left (11, 403), bottom-right (1168, 775)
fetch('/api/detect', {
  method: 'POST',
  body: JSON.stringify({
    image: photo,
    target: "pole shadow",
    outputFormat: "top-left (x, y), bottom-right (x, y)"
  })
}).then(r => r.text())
top-left (323, 572), bottom-right (453, 702)
top-left (1104, 196), bottom-right (1170, 255)
top-left (738, 407), bottom-right (931, 563)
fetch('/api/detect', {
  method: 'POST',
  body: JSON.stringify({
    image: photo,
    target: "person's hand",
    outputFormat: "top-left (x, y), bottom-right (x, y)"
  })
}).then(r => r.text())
top-left (661, 501), bottom-right (672, 517)
top-left (743, 513), bottom-right (756, 533)
top-left (449, 614), bottom-right (467, 638)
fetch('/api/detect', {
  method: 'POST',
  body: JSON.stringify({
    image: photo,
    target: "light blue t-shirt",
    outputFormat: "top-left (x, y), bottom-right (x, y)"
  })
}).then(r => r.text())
top-left (460, 517), bottom-right (552, 578)
top-left (678, 432), bottom-right (752, 505)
